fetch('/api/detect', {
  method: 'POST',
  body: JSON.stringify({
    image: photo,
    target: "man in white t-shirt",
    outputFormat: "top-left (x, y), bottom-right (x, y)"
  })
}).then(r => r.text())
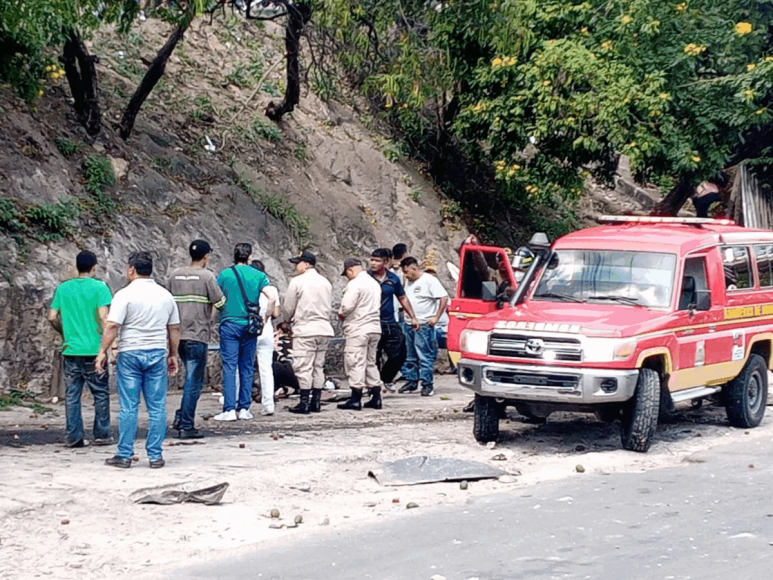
top-left (399, 256), bottom-right (449, 397)
top-left (96, 251), bottom-right (180, 469)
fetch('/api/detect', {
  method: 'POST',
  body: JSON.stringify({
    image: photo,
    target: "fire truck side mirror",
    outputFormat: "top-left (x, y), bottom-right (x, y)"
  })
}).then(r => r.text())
top-left (481, 281), bottom-right (497, 302)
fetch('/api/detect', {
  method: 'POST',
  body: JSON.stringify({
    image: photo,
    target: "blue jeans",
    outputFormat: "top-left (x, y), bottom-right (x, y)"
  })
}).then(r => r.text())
top-left (116, 349), bottom-right (168, 460)
top-left (175, 340), bottom-right (208, 431)
top-left (402, 323), bottom-right (438, 386)
top-left (63, 356), bottom-right (110, 445)
top-left (220, 321), bottom-right (258, 412)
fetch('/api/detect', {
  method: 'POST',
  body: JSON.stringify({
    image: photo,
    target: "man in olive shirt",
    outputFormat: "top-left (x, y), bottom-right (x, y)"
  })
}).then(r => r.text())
top-left (168, 239), bottom-right (226, 438)
top-left (215, 243), bottom-right (273, 421)
top-left (48, 251), bottom-right (113, 448)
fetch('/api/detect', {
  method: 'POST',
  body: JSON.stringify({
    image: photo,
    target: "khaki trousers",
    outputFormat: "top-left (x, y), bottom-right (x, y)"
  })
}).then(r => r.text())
top-left (344, 333), bottom-right (382, 390)
top-left (292, 336), bottom-right (331, 391)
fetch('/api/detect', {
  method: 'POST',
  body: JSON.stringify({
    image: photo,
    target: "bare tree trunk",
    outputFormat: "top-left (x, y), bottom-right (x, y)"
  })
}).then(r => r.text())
top-left (61, 30), bottom-right (101, 136)
top-left (119, 12), bottom-right (193, 140)
top-left (265, 2), bottom-right (312, 121)
top-left (654, 176), bottom-right (695, 216)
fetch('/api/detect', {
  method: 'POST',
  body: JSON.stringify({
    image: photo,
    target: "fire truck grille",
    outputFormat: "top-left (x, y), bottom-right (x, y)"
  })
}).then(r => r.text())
top-left (484, 369), bottom-right (580, 390)
top-left (488, 334), bottom-right (583, 362)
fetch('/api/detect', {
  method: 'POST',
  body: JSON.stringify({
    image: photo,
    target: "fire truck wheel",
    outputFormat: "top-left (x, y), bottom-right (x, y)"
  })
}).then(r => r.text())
top-left (725, 353), bottom-right (768, 428)
top-left (620, 368), bottom-right (660, 452)
top-left (473, 395), bottom-right (500, 443)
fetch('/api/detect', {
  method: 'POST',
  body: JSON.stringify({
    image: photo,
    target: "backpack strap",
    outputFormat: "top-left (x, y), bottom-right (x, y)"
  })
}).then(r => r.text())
top-left (231, 266), bottom-right (253, 310)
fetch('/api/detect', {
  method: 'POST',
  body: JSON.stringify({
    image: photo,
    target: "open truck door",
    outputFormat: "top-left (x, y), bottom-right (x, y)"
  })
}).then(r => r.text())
top-left (447, 244), bottom-right (517, 365)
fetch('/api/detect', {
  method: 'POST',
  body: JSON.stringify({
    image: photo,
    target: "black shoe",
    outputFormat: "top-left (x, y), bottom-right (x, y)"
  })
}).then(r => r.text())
top-left (66, 440), bottom-right (85, 448)
top-left (363, 387), bottom-right (382, 410)
top-left (337, 389), bottom-right (362, 411)
top-left (289, 390), bottom-right (311, 414)
top-left (420, 383), bottom-right (435, 397)
top-left (105, 456), bottom-right (132, 468)
top-left (309, 388), bottom-right (322, 413)
top-left (462, 400), bottom-right (475, 413)
top-left (178, 429), bottom-right (205, 440)
top-left (149, 458), bottom-right (165, 469)
top-left (172, 410), bottom-right (182, 432)
top-left (398, 382), bottom-right (418, 393)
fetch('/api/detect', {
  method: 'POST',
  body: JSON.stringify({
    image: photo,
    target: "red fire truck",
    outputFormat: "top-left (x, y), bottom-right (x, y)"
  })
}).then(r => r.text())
top-left (450, 216), bottom-right (773, 451)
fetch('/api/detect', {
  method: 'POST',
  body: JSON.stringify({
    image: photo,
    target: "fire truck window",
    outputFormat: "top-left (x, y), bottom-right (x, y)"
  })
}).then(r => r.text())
top-left (754, 245), bottom-right (773, 288)
top-left (680, 258), bottom-right (708, 310)
top-left (460, 249), bottom-right (514, 298)
top-left (721, 246), bottom-right (752, 291)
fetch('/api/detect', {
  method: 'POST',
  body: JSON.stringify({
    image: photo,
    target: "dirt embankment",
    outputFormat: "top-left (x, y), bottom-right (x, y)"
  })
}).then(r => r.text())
top-left (0, 15), bottom-right (468, 396)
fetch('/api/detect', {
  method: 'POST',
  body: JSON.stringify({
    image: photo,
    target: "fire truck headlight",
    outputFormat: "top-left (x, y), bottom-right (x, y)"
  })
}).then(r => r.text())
top-left (461, 330), bottom-right (489, 355)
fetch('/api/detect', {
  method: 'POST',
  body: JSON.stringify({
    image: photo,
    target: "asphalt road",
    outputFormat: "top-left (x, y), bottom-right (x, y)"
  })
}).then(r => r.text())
top-left (175, 437), bottom-right (773, 580)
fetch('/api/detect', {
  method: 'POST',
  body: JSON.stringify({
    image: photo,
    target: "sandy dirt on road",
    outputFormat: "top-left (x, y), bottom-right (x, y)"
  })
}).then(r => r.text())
top-left (1, 375), bottom-right (771, 579)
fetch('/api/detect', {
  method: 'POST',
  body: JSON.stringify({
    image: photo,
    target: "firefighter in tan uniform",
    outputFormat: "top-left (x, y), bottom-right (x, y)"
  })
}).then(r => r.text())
top-left (337, 259), bottom-right (384, 411)
top-left (283, 251), bottom-right (334, 414)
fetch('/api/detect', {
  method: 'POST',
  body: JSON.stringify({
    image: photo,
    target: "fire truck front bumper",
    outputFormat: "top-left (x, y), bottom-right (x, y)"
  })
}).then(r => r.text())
top-left (457, 359), bottom-right (640, 404)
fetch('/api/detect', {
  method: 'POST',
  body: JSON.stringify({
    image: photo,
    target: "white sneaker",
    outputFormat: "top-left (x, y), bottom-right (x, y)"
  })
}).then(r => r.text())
top-left (237, 409), bottom-right (254, 420)
top-left (213, 410), bottom-right (237, 422)
top-left (260, 408), bottom-right (275, 416)
top-left (323, 379), bottom-right (336, 391)
top-left (218, 395), bottom-right (225, 405)
top-left (383, 382), bottom-right (396, 393)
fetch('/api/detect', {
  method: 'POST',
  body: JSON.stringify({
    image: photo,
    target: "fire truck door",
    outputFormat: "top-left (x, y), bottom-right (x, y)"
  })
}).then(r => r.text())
top-left (447, 245), bottom-right (516, 365)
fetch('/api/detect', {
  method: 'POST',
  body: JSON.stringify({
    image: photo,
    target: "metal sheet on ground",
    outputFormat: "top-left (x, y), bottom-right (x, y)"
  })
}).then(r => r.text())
top-left (369, 456), bottom-right (505, 486)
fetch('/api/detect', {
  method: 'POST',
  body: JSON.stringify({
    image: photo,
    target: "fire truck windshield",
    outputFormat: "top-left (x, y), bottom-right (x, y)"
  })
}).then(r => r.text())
top-left (532, 250), bottom-right (677, 309)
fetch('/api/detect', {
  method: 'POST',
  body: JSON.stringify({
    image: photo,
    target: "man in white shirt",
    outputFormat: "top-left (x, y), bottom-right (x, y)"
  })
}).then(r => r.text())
top-left (337, 258), bottom-right (383, 411)
top-left (96, 252), bottom-right (180, 469)
top-left (399, 256), bottom-right (449, 397)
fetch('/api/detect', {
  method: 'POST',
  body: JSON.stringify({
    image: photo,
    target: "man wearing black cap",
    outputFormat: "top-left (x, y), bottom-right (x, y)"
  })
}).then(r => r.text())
top-left (167, 239), bottom-right (226, 438)
top-left (282, 251), bottom-right (334, 414)
top-left (337, 258), bottom-right (383, 410)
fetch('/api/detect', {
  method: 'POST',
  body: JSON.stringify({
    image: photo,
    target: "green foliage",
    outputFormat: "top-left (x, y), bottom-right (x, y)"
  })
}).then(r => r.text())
top-left (83, 155), bottom-right (116, 217)
top-left (54, 137), bottom-right (79, 157)
top-left (294, 142), bottom-right (307, 161)
top-left (0, 199), bottom-right (24, 234)
top-left (408, 188), bottom-right (421, 203)
top-left (0, 390), bottom-right (51, 412)
top-left (238, 177), bottom-right (312, 248)
top-left (251, 119), bottom-right (282, 142)
top-left (24, 201), bottom-right (78, 241)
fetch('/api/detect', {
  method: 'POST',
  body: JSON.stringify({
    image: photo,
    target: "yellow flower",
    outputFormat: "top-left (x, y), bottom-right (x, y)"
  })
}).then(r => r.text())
top-left (38, 89), bottom-right (44, 97)
top-left (601, 40), bottom-right (613, 50)
top-left (581, 27), bottom-right (589, 34)
top-left (747, 63), bottom-right (756, 71)
top-left (683, 43), bottom-right (706, 56)
top-left (492, 57), bottom-right (503, 68)
top-left (691, 155), bottom-right (701, 163)
top-left (629, 142), bottom-right (637, 149)
top-left (756, 108), bottom-right (766, 115)
top-left (504, 56), bottom-right (516, 66)
top-left (542, 80), bottom-right (551, 86)
top-left (735, 22), bottom-right (752, 35)
top-left (675, 2), bottom-right (687, 12)
top-left (513, 164), bottom-right (521, 170)
top-left (507, 168), bottom-right (516, 176)
top-left (650, 19), bottom-right (660, 27)
top-left (621, 15), bottom-right (631, 24)
top-left (743, 89), bottom-right (755, 99)
top-left (766, 56), bottom-right (773, 62)
top-left (659, 92), bottom-right (670, 100)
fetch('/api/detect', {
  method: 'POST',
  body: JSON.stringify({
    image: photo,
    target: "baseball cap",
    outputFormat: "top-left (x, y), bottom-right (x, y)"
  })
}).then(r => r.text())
top-left (189, 239), bottom-right (212, 261)
top-left (289, 250), bottom-right (317, 266)
top-left (341, 258), bottom-right (361, 276)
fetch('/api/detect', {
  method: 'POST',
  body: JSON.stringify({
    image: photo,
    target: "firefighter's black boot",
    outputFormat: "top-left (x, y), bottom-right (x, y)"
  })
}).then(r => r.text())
top-left (337, 388), bottom-right (362, 410)
top-left (310, 388), bottom-right (323, 413)
top-left (363, 387), bottom-right (382, 410)
top-left (288, 389), bottom-right (311, 414)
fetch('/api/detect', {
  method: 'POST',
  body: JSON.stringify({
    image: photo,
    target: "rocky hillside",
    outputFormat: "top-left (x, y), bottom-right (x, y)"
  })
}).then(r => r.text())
top-left (0, 15), bottom-right (470, 395)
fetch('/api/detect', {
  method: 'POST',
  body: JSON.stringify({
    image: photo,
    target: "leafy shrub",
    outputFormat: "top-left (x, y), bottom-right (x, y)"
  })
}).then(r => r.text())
top-left (24, 201), bottom-right (78, 241)
top-left (83, 154), bottom-right (116, 217)
top-left (54, 137), bottom-right (78, 157)
top-left (251, 119), bottom-right (282, 142)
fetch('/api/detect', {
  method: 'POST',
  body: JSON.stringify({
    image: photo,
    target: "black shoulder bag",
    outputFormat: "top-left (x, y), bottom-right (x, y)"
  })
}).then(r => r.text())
top-left (231, 266), bottom-right (264, 336)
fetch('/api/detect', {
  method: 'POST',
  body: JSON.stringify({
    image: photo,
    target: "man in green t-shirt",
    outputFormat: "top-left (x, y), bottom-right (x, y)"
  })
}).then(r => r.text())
top-left (48, 251), bottom-right (113, 447)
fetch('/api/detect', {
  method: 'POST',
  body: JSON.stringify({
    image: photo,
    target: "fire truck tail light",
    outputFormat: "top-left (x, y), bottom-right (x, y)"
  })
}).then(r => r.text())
top-left (613, 341), bottom-right (636, 360)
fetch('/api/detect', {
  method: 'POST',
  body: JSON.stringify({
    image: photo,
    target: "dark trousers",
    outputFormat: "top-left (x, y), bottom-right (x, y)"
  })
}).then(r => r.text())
top-left (63, 355), bottom-right (110, 445)
top-left (175, 340), bottom-right (208, 431)
top-left (377, 321), bottom-right (407, 383)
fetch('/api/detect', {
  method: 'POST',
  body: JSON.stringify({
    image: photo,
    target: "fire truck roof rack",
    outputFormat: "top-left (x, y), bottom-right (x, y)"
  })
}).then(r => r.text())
top-left (597, 215), bottom-right (736, 226)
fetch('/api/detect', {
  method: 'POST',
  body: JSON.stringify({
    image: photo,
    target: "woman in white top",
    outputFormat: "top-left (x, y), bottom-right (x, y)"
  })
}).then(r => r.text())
top-left (252, 261), bottom-right (280, 415)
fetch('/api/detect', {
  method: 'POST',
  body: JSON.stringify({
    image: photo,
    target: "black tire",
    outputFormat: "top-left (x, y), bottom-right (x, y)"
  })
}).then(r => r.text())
top-left (725, 353), bottom-right (768, 428)
top-left (473, 394), bottom-right (500, 443)
top-left (620, 368), bottom-right (660, 452)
